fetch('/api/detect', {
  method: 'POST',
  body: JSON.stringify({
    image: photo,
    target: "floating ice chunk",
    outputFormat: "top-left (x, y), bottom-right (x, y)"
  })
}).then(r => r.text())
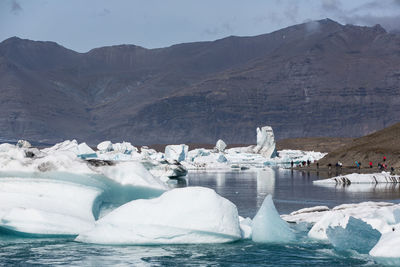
top-left (96, 161), bottom-right (168, 191)
top-left (239, 216), bottom-right (253, 239)
top-left (16, 140), bottom-right (31, 148)
top-left (76, 187), bottom-right (241, 245)
top-left (0, 178), bottom-right (101, 236)
top-left (97, 141), bottom-right (113, 152)
top-left (326, 216), bottom-right (381, 254)
top-left (77, 143), bottom-right (97, 159)
top-left (112, 142), bottom-right (137, 154)
top-left (253, 126), bottom-right (277, 158)
top-left (42, 140), bottom-right (79, 154)
top-left (215, 139), bottom-right (227, 152)
top-left (252, 195), bottom-right (295, 243)
top-left (314, 172), bottom-right (400, 185)
top-left (370, 225), bottom-right (400, 262)
top-left (165, 144), bottom-right (188, 162)
top-left (308, 212), bottom-right (348, 240)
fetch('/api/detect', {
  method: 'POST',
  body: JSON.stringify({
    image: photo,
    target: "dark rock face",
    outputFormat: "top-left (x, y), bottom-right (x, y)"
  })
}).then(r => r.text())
top-left (1, 19), bottom-right (400, 145)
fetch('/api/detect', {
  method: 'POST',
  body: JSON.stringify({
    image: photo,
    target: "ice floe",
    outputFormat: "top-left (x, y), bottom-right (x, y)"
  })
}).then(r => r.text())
top-left (314, 172), bottom-right (400, 185)
top-left (76, 187), bottom-right (242, 245)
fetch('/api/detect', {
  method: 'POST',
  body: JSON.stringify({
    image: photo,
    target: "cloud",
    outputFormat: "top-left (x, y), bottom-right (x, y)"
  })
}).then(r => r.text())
top-left (318, 0), bottom-right (400, 31)
top-left (10, 0), bottom-right (22, 14)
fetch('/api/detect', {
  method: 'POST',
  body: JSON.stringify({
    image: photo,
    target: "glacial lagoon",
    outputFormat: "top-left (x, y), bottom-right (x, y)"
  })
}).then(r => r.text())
top-left (1, 168), bottom-right (399, 266)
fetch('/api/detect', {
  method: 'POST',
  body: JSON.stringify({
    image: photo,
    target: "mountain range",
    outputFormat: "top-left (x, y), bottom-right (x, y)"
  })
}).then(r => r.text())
top-left (1, 18), bottom-right (400, 145)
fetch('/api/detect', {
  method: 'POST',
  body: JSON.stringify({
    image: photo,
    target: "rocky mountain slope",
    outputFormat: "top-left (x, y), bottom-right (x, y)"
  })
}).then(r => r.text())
top-left (1, 19), bottom-right (400, 145)
top-left (317, 122), bottom-right (400, 168)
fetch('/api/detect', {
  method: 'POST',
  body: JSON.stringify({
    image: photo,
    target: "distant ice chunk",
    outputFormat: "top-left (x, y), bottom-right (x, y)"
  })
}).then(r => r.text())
top-left (76, 187), bottom-right (242, 245)
top-left (41, 140), bottom-right (80, 154)
top-left (97, 141), bottom-right (113, 152)
top-left (253, 126), bottom-right (277, 158)
top-left (112, 142), bottom-right (137, 154)
top-left (16, 140), bottom-right (31, 148)
top-left (165, 144), bottom-right (188, 162)
top-left (326, 216), bottom-right (381, 254)
top-left (314, 172), bottom-right (400, 185)
top-left (215, 139), bottom-right (227, 152)
top-left (77, 143), bottom-right (97, 159)
top-left (252, 195), bottom-right (295, 243)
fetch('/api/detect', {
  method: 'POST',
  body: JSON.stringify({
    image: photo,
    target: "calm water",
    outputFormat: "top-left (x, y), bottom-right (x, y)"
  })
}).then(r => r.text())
top-left (1, 168), bottom-right (399, 266)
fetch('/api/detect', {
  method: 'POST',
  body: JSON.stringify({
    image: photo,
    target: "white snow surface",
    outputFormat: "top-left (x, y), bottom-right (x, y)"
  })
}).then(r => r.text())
top-left (314, 172), bottom-right (400, 185)
top-left (252, 195), bottom-right (295, 243)
top-left (76, 187), bottom-right (242, 245)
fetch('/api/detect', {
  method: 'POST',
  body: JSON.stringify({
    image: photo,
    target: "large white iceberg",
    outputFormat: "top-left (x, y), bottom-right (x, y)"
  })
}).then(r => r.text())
top-left (252, 195), bottom-right (295, 243)
top-left (76, 187), bottom-right (242, 245)
top-left (253, 126), bottom-right (276, 158)
top-left (215, 139), bottom-right (227, 152)
top-left (0, 178), bottom-right (101, 236)
top-left (164, 144), bottom-right (189, 162)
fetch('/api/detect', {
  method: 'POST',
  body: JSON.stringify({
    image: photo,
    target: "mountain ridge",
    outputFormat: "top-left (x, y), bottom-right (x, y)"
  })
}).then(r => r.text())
top-left (0, 19), bottom-right (399, 145)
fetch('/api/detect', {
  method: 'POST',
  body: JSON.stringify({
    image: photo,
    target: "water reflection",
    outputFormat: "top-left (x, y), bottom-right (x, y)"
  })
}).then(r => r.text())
top-left (187, 168), bottom-right (400, 216)
top-left (256, 168), bottom-right (275, 207)
top-left (315, 183), bottom-right (400, 193)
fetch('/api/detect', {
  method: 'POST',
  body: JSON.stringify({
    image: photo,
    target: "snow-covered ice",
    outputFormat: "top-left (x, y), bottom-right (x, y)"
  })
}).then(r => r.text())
top-left (76, 187), bottom-right (242, 245)
top-left (252, 195), bottom-right (295, 243)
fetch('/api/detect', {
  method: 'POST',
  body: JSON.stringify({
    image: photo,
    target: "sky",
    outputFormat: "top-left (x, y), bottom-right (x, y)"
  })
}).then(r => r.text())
top-left (1, 0), bottom-right (399, 52)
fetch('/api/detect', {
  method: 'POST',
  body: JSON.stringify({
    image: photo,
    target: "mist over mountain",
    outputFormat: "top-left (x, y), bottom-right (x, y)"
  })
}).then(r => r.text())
top-left (1, 18), bottom-right (399, 145)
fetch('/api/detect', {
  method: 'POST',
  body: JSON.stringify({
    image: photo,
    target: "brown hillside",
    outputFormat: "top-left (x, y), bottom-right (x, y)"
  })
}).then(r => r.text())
top-left (317, 123), bottom-right (400, 168)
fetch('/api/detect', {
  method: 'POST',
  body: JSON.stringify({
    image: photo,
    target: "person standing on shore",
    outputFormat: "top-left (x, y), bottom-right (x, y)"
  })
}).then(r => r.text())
top-left (383, 156), bottom-right (386, 162)
top-left (369, 161), bottom-right (373, 168)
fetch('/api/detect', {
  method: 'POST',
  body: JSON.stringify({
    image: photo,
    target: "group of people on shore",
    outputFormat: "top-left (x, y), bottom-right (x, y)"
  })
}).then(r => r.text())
top-left (290, 155), bottom-right (396, 175)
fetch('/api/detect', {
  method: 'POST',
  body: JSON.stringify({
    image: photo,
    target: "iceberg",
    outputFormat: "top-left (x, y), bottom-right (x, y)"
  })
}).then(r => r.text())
top-left (76, 187), bottom-right (242, 245)
top-left (314, 172), bottom-right (400, 185)
top-left (97, 141), bottom-right (113, 152)
top-left (165, 144), bottom-right (188, 162)
top-left (77, 143), bottom-right (97, 159)
top-left (252, 195), bottom-right (295, 243)
top-left (16, 140), bottom-right (31, 148)
top-left (0, 178), bottom-right (101, 236)
top-left (215, 139), bottom-right (227, 152)
top-left (253, 126), bottom-right (277, 158)
top-left (326, 216), bottom-right (381, 254)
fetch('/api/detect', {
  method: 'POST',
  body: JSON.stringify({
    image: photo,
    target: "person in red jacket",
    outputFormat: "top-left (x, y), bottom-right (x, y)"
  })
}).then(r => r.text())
top-left (383, 156), bottom-right (387, 162)
top-left (369, 161), bottom-right (373, 168)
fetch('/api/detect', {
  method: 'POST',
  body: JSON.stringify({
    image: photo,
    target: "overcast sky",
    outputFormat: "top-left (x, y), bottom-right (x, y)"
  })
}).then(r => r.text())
top-left (1, 0), bottom-right (399, 52)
